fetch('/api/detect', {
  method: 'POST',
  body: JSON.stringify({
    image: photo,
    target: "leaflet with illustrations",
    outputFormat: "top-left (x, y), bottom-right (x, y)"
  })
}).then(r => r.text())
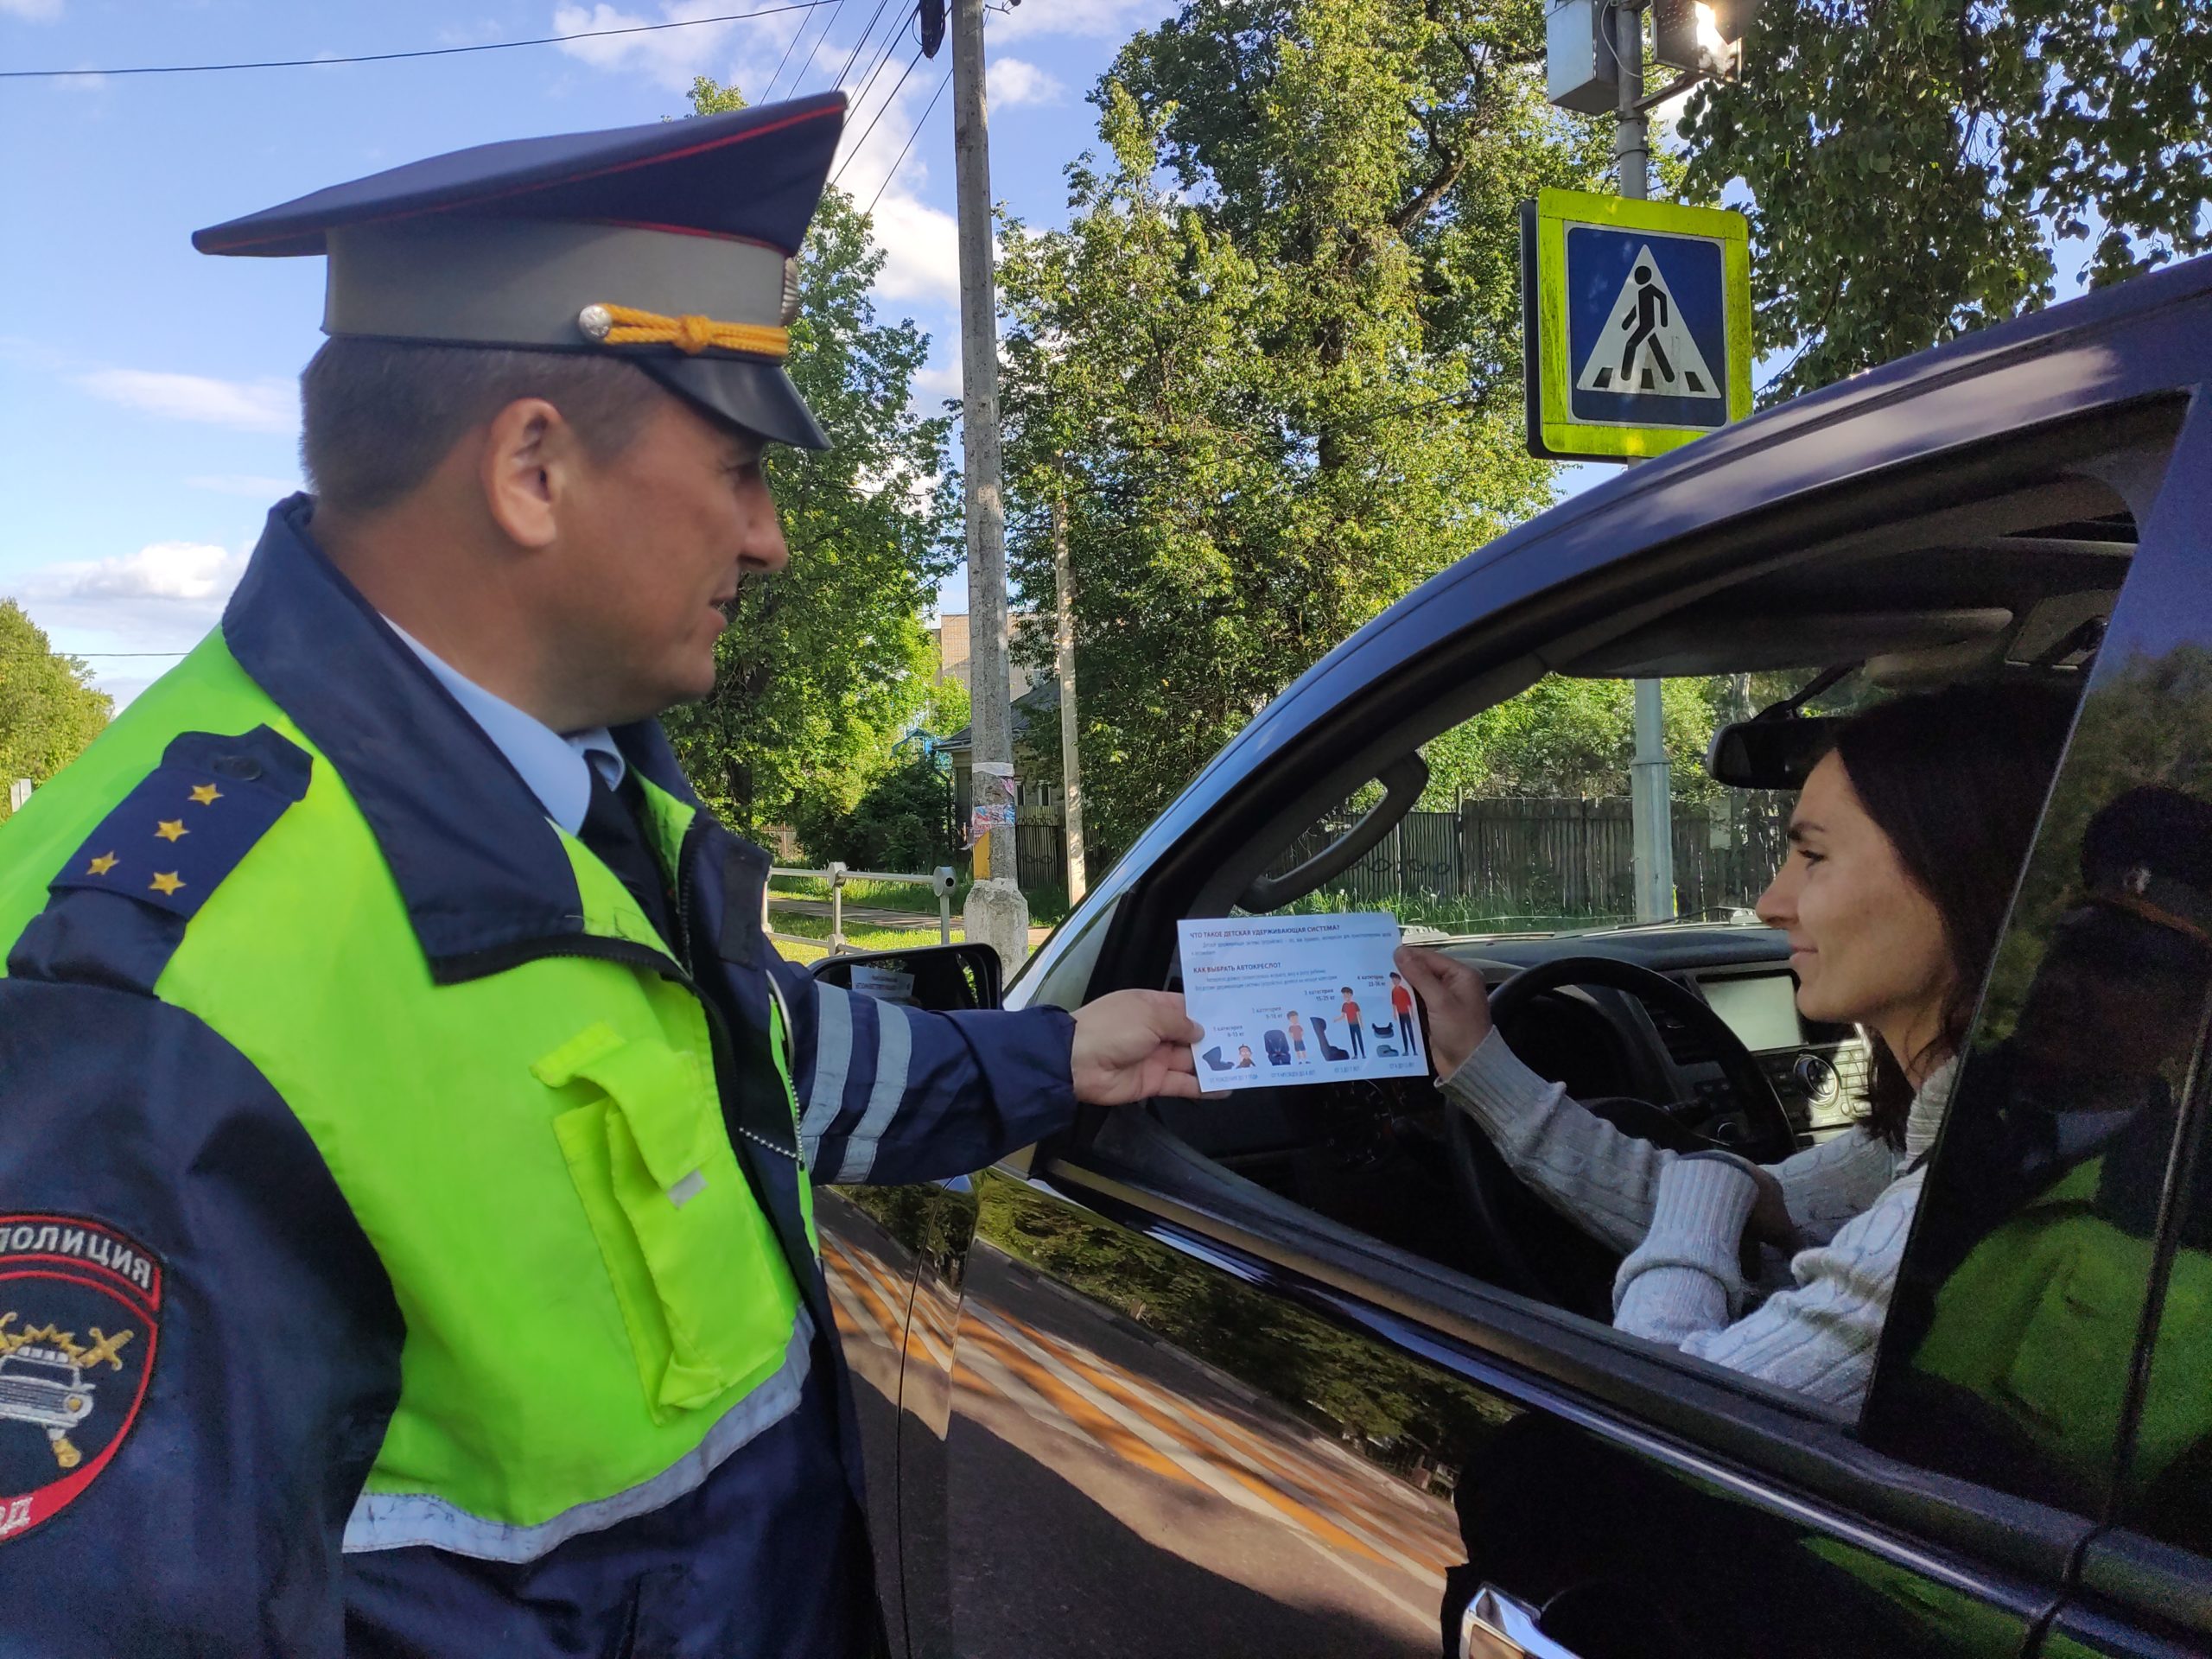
top-left (1176, 912), bottom-right (1427, 1090)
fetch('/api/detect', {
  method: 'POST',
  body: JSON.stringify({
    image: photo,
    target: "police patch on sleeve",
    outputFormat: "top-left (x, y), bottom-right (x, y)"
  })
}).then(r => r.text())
top-left (0, 1217), bottom-right (161, 1544)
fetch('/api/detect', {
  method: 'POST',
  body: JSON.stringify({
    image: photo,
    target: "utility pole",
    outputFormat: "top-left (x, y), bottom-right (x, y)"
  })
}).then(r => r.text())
top-left (950, 0), bottom-right (1030, 971)
top-left (1051, 486), bottom-right (1086, 904)
top-left (1613, 0), bottom-right (1675, 925)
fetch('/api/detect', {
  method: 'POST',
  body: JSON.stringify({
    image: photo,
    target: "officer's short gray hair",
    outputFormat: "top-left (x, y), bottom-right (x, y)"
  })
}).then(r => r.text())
top-left (299, 337), bottom-right (670, 515)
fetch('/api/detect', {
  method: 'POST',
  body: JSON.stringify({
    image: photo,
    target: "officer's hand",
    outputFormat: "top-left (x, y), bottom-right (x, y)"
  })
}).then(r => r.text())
top-left (1071, 990), bottom-right (1205, 1104)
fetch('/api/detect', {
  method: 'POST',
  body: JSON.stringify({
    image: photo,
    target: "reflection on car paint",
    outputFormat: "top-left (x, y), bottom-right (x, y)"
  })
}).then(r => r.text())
top-left (918, 1167), bottom-right (1516, 1657)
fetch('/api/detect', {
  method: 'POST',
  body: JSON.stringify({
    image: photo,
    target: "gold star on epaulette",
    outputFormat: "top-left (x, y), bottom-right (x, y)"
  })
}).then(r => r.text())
top-left (188, 784), bottom-right (221, 805)
top-left (86, 852), bottom-right (119, 876)
top-left (155, 819), bottom-right (188, 842)
top-left (149, 871), bottom-right (186, 897)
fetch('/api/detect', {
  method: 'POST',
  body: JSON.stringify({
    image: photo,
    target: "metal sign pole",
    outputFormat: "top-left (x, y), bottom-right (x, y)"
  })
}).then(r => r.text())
top-left (1612, 0), bottom-right (1676, 925)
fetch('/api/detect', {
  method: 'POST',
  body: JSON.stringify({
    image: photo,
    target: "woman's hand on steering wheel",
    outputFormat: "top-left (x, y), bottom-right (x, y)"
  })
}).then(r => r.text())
top-left (1394, 946), bottom-right (1491, 1080)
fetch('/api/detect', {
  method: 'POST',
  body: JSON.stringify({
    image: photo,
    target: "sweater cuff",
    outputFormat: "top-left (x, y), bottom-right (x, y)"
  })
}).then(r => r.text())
top-left (1440, 1029), bottom-right (1557, 1118)
top-left (1614, 1155), bottom-right (1758, 1313)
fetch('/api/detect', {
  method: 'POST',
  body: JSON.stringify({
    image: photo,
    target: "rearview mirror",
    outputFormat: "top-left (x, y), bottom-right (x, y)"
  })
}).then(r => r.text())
top-left (809, 944), bottom-right (1004, 1012)
top-left (1705, 716), bottom-right (1843, 790)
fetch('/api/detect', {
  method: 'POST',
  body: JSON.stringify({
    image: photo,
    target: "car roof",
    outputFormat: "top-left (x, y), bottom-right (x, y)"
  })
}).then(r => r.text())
top-left (1122, 252), bottom-right (2212, 874)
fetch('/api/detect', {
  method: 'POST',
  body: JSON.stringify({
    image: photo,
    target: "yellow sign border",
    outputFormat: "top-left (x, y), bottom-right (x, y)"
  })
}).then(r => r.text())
top-left (1530, 188), bottom-right (1752, 461)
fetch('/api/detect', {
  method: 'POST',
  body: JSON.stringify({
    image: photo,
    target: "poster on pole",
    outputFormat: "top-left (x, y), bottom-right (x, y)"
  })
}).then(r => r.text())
top-left (966, 762), bottom-right (1017, 849)
top-left (1177, 912), bottom-right (1427, 1090)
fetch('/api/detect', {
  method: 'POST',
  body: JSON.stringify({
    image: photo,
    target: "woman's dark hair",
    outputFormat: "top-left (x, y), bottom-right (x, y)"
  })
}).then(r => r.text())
top-left (1823, 681), bottom-right (2075, 1144)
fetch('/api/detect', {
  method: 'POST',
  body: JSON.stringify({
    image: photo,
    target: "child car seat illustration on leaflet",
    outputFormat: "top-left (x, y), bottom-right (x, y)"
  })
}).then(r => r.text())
top-left (1311, 1017), bottom-right (1352, 1062)
top-left (1263, 1030), bottom-right (1292, 1065)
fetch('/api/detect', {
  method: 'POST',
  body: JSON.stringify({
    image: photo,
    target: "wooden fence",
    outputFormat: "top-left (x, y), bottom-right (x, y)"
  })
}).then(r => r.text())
top-left (1268, 795), bottom-right (1792, 922)
top-left (990, 792), bottom-right (1790, 922)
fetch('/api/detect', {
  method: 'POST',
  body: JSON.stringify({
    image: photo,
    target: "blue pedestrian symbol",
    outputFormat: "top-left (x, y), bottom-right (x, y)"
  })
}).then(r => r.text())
top-left (1566, 226), bottom-right (1731, 430)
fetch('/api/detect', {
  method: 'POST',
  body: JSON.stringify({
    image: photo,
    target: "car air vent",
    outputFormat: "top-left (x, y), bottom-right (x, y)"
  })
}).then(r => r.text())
top-left (1646, 1005), bottom-right (1718, 1067)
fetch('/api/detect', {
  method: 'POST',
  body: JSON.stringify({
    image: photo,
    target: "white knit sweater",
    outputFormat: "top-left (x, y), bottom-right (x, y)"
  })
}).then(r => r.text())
top-left (1444, 1033), bottom-right (1956, 1411)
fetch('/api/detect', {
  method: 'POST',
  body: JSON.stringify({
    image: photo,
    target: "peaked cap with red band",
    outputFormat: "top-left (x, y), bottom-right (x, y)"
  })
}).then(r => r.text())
top-left (192, 92), bottom-right (848, 449)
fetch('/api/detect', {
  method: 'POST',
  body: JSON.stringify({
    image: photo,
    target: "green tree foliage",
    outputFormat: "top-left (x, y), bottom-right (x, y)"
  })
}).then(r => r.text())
top-left (1418, 674), bottom-right (1729, 803)
top-left (0, 600), bottom-right (111, 821)
top-left (918, 674), bottom-right (970, 741)
top-left (1681, 0), bottom-right (2212, 400)
top-left (659, 79), bottom-right (957, 836)
top-left (996, 0), bottom-right (1614, 852)
top-left (791, 752), bottom-right (956, 872)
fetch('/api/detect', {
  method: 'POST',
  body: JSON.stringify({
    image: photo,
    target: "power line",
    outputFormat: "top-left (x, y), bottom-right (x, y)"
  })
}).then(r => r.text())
top-left (832, 33), bottom-right (924, 184)
top-left (757, 7), bottom-right (810, 99)
top-left (785, 0), bottom-right (850, 96)
top-left (842, 10), bottom-right (910, 124)
top-left (863, 64), bottom-right (952, 218)
top-left (0, 2), bottom-right (836, 81)
top-left (833, 0), bottom-right (895, 88)
top-left (66, 652), bottom-right (193, 658)
top-left (761, 2), bottom-right (829, 101)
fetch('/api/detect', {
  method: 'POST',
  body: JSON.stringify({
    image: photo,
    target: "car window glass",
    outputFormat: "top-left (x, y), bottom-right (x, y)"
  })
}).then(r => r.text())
top-left (1866, 421), bottom-right (2212, 1517)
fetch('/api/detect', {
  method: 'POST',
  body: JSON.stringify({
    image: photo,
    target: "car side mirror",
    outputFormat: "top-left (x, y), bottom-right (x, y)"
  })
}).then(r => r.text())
top-left (809, 944), bottom-right (1004, 1012)
top-left (1705, 716), bottom-right (1843, 790)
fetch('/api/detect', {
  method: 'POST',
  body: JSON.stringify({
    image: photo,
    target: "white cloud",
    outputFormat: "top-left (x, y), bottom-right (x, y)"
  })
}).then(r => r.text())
top-left (866, 188), bottom-right (962, 304)
top-left (552, 0), bottom-right (797, 92)
top-left (13, 542), bottom-right (248, 655)
top-left (0, 0), bottom-right (64, 22)
top-left (185, 474), bottom-right (304, 499)
top-left (911, 360), bottom-right (963, 408)
top-left (988, 55), bottom-right (1065, 107)
top-left (79, 370), bottom-right (296, 434)
top-left (832, 73), bottom-right (963, 303)
top-left (990, 0), bottom-right (1174, 42)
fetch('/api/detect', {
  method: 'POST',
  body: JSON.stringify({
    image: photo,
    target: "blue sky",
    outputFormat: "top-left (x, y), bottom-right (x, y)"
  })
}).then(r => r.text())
top-left (0, 0), bottom-right (1213, 701)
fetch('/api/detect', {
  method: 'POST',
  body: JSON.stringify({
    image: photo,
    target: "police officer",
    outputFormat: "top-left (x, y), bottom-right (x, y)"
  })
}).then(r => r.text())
top-left (0, 92), bottom-right (1201, 1655)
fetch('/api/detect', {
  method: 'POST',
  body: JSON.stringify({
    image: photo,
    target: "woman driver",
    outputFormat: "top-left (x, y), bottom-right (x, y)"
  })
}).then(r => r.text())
top-left (1396, 683), bottom-right (2071, 1409)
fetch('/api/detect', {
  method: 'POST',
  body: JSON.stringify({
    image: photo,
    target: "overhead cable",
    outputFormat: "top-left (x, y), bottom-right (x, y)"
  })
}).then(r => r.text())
top-left (0, 2), bottom-right (836, 79)
top-left (842, 10), bottom-right (910, 123)
top-left (784, 0), bottom-right (850, 96)
top-left (832, 32), bottom-right (924, 183)
top-left (862, 64), bottom-right (953, 218)
top-left (832, 0), bottom-right (895, 87)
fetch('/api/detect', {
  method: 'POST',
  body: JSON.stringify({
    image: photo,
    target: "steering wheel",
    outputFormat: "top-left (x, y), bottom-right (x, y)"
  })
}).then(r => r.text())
top-left (1443, 955), bottom-right (1796, 1315)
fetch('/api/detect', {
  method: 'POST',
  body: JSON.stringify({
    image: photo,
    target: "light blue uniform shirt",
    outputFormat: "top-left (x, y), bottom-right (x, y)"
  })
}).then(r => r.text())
top-left (386, 620), bottom-right (624, 836)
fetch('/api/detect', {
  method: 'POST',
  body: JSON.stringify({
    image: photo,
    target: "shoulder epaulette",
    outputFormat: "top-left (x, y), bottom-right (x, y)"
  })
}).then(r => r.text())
top-left (9, 727), bottom-right (311, 994)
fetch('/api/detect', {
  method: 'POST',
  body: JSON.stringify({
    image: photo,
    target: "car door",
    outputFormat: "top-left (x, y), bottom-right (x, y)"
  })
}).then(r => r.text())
top-left (815, 1183), bottom-right (925, 1649)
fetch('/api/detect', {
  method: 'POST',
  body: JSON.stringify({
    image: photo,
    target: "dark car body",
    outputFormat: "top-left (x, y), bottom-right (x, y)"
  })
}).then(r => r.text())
top-left (818, 253), bottom-right (2212, 1658)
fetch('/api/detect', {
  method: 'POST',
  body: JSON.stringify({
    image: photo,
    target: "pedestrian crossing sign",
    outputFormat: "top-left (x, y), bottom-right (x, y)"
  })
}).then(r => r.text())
top-left (1522, 188), bottom-right (1751, 461)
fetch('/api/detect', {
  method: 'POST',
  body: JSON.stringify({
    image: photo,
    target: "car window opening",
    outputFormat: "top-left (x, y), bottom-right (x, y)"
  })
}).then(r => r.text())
top-left (1134, 467), bottom-right (2158, 1424)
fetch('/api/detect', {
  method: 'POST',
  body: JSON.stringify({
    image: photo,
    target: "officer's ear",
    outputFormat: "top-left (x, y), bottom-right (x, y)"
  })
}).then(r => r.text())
top-left (477, 397), bottom-right (578, 552)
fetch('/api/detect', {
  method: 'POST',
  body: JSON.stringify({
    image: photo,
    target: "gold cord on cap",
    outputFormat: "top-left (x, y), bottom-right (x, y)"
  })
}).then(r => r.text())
top-left (576, 302), bottom-right (788, 359)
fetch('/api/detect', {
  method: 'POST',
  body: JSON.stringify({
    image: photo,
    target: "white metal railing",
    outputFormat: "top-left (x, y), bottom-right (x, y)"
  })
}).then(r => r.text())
top-left (764, 861), bottom-right (957, 955)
